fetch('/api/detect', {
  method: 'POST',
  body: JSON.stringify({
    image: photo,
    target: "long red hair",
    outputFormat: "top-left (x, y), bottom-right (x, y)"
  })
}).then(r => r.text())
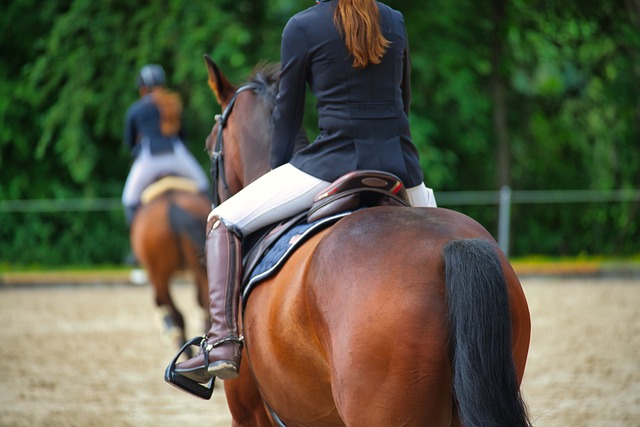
top-left (333, 0), bottom-right (390, 69)
top-left (151, 87), bottom-right (182, 136)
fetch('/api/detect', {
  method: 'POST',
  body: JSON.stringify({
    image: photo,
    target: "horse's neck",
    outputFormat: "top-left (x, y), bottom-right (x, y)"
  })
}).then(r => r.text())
top-left (232, 92), bottom-right (279, 188)
top-left (242, 145), bottom-right (270, 186)
top-left (218, 140), bottom-right (268, 201)
top-left (238, 114), bottom-right (272, 187)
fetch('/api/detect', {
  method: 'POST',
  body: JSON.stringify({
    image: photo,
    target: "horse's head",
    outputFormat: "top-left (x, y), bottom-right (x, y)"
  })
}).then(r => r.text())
top-left (203, 55), bottom-right (280, 203)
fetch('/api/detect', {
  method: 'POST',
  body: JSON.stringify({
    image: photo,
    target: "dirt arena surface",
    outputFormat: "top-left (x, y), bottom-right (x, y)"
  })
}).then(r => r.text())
top-left (1, 276), bottom-right (638, 426)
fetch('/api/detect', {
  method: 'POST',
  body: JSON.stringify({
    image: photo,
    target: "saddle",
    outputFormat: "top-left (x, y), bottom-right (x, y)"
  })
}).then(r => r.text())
top-left (140, 175), bottom-right (200, 205)
top-left (240, 170), bottom-right (410, 302)
top-left (307, 170), bottom-right (410, 222)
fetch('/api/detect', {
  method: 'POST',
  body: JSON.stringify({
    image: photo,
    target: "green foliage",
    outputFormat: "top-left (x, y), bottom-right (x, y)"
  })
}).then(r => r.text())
top-left (0, 211), bottom-right (128, 266)
top-left (1, 0), bottom-right (639, 266)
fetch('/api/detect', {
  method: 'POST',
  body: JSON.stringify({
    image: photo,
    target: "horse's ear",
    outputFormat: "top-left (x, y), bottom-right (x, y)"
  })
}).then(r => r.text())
top-left (204, 54), bottom-right (237, 107)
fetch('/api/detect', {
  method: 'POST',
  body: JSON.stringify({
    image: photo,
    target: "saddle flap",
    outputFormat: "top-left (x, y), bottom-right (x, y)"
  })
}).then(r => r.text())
top-left (241, 211), bottom-right (351, 307)
top-left (241, 212), bottom-right (307, 285)
top-left (307, 170), bottom-right (409, 223)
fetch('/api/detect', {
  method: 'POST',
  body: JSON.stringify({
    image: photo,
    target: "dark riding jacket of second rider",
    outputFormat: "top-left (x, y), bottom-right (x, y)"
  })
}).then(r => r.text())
top-left (121, 64), bottom-right (210, 225)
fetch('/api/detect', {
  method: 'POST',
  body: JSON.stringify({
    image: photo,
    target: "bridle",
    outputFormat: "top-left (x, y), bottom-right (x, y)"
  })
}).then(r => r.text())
top-left (210, 83), bottom-right (260, 207)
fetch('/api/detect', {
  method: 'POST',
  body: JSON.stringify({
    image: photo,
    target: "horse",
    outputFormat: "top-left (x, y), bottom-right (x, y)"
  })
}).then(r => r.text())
top-left (130, 176), bottom-right (212, 356)
top-left (201, 55), bottom-right (532, 426)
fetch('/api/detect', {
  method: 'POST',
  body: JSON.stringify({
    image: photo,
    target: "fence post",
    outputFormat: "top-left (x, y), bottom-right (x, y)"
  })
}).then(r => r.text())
top-left (498, 185), bottom-right (511, 257)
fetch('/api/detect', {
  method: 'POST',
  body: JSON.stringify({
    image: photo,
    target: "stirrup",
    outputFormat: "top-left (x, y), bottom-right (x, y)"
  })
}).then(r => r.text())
top-left (164, 336), bottom-right (216, 400)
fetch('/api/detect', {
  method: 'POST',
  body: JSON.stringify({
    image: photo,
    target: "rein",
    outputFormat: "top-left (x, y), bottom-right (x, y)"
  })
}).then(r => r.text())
top-left (210, 83), bottom-right (260, 207)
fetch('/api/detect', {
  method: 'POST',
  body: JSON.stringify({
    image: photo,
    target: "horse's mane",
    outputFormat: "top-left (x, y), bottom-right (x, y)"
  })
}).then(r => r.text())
top-left (246, 62), bottom-right (280, 108)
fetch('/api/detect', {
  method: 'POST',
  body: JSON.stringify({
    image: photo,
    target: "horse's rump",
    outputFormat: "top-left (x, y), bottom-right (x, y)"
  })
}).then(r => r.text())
top-left (131, 190), bottom-right (210, 267)
top-left (238, 206), bottom-right (529, 426)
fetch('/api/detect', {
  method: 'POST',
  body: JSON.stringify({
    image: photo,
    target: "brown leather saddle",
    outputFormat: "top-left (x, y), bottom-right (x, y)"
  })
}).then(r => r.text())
top-left (240, 170), bottom-right (410, 291)
top-left (307, 169), bottom-right (409, 222)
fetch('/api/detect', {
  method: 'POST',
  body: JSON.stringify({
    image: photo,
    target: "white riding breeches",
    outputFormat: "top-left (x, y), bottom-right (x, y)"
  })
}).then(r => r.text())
top-left (122, 139), bottom-right (210, 207)
top-left (406, 182), bottom-right (438, 209)
top-left (210, 163), bottom-right (437, 236)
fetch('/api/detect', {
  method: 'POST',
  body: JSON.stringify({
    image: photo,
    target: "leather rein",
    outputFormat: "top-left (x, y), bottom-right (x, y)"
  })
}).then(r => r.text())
top-left (210, 83), bottom-right (260, 207)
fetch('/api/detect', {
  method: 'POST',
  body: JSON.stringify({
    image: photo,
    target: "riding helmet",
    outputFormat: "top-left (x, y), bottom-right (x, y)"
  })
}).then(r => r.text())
top-left (137, 64), bottom-right (166, 88)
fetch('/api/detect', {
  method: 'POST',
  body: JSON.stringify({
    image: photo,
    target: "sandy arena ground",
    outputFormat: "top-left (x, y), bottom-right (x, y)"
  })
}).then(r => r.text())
top-left (0, 277), bottom-right (638, 426)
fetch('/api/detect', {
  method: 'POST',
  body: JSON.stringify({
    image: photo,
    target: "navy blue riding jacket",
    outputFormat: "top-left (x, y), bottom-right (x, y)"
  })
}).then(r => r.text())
top-left (123, 94), bottom-right (184, 157)
top-left (271, 0), bottom-right (424, 187)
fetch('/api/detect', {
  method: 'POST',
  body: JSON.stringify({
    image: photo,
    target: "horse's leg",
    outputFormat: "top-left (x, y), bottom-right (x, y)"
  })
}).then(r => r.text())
top-left (224, 357), bottom-right (273, 427)
top-left (321, 272), bottom-right (454, 426)
top-left (146, 265), bottom-right (191, 357)
top-left (140, 227), bottom-right (189, 355)
top-left (332, 326), bottom-right (453, 426)
top-left (171, 192), bottom-right (212, 334)
top-left (241, 232), bottom-right (346, 426)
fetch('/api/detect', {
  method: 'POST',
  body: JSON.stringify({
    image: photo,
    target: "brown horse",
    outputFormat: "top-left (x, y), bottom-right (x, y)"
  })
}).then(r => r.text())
top-left (203, 55), bottom-right (531, 426)
top-left (130, 177), bottom-right (212, 356)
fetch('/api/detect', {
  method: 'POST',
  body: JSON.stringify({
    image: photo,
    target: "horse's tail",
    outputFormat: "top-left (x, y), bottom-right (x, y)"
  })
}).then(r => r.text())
top-left (168, 201), bottom-right (207, 271)
top-left (443, 238), bottom-right (531, 427)
top-left (168, 202), bottom-right (207, 262)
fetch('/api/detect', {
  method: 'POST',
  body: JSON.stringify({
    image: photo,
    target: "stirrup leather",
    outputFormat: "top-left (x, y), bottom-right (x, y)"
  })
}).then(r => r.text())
top-left (200, 335), bottom-right (244, 372)
top-left (164, 336), bottom-right (216, 400)
top-left (203, 335), bottom-right (244, 354)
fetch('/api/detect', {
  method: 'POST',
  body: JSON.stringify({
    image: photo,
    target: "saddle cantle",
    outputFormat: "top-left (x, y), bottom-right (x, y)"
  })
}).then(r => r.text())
top-left (307, 170), bottom-right (409, 223)
top-left (240, 171), bottom-right (410, 303)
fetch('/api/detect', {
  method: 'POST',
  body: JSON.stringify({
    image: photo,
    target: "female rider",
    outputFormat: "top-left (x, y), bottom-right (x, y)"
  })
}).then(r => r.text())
top-left (173, 0), bottom-right (437, 385)
top-left (122, 64), bottom-right (210, 226)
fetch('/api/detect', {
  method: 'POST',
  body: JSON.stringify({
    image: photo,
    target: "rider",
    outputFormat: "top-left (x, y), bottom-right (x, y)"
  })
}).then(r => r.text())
top-left (173, 0), bottom-right (437, 384)
top-left (121, 64), bottom-right (210, 227)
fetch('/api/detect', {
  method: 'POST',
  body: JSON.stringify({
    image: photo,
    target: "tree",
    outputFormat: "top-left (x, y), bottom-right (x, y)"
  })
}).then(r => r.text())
top-left (1, 0), bottom-right (638, 266)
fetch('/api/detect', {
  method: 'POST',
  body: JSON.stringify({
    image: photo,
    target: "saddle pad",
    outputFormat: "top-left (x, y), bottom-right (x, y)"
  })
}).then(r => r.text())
top-left (242, 211), bottom-right (351, 303)
top-left (140, 176), bottom-right (199, 205)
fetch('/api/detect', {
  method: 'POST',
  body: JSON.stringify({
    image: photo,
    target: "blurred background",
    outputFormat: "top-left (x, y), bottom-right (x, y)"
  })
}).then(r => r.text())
top-left (1, 0), bottom-right (639, 267)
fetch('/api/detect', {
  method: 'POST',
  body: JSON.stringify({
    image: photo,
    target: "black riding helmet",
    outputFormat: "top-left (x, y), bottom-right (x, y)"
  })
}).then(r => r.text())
top-left (137, 64), bottom-right (166, 89)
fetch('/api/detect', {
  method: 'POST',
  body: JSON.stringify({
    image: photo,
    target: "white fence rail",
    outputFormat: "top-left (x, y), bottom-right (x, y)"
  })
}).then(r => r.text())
top-left (2, 187), bottom-right (639, 256)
